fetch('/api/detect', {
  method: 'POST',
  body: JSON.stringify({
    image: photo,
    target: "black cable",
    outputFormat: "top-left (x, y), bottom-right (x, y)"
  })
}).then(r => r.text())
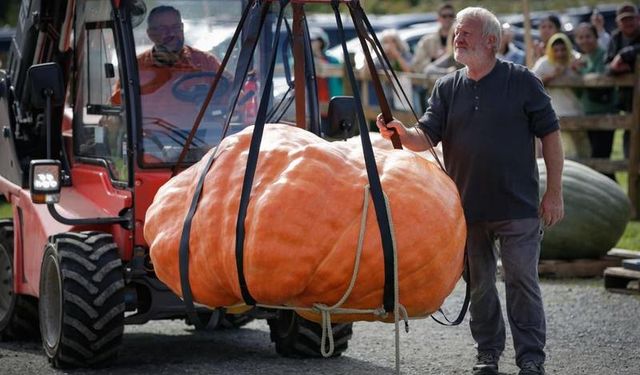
top-left (177, 0), bottom-right (263, 329)
top-left (332, 0), bottom-right (396, 313)
top-left (235, 0), bottom-right (290, 305)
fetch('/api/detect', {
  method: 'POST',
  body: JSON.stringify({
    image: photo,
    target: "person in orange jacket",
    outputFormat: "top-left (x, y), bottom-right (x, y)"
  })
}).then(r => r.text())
top-left (111, 5), bottom-right (230, 114)
top-left (108, 5), bottom-right (243, 163)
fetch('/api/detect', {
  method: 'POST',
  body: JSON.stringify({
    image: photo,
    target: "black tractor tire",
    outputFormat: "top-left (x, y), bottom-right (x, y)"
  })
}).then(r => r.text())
top-left (217, 312), bottom-right (255, 330)
top-left (267, 310), bottom-right (353, 358)
top-left (39, 232), bottom-right (125, 368)
top-left (186, 309), bottom-right (224, 331)
top-left (0, 219), bottom-right (40, 341)
top-left (187, 310), bottom-right (254, 331)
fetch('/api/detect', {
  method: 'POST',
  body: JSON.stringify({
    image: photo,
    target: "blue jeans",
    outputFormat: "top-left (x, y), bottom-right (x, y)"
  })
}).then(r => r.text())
top-left (465, 218), bottom-right (546, 366)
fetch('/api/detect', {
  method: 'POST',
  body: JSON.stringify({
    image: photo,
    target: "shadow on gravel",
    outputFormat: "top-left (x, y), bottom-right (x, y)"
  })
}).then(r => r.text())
top-left (0, 340), bottom-right (42, 356)
top-left (116, 328), bottom-right (389, 374)
top-left (105, 325), bottom-right (390, 375)
top-left (1, 325), bottom-right (391, 375)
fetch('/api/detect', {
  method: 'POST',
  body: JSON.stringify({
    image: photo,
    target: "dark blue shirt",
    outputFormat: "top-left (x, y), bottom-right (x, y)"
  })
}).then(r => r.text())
top-left (418, 59), bottom-right (559, 223)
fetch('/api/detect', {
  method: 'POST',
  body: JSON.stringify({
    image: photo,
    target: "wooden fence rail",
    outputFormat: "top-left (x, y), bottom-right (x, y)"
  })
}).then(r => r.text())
top-left (316, 63), bottom-right (640, 218)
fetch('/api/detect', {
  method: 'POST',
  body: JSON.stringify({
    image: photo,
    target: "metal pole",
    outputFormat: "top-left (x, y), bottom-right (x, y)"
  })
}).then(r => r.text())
top-left (628, 57), bottom-right (640, 218)
top-left (523, 0), bottom-right (534, 68)
top-left (45, 89), bottom-right (52, 159)
top-left (292, 3), bottom-right (307, 129)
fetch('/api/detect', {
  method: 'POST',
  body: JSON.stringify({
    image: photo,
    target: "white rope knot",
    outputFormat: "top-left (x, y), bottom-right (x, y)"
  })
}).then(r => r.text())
top-left (373, 306), bottom-right (388, 318)
top-left (399, 304), bottom-right (410, 333)
top-left (312, 303), bottom-right (335, 358)
top-left (249, 185), bottom-right (404, 372)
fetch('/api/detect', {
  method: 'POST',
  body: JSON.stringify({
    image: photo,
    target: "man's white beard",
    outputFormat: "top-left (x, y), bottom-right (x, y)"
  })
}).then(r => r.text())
top-left (454, 48), bottom-right (484, 67)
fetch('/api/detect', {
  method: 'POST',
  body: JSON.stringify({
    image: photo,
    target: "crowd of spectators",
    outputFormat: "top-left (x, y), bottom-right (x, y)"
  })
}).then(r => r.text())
top-left (526, 2), bottom-right (639, 173)
top-left (318, 2), bottom-right (639, 177)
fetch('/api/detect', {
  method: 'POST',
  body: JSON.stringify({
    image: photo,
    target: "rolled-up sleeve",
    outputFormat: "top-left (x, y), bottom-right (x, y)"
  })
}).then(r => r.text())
top-left (524, 71), bottom-right (559, 138)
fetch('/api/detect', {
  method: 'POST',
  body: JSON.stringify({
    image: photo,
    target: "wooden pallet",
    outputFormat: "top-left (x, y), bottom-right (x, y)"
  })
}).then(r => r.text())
top-left (497, 256), bottom-right (622, 279)
top-left (537, 257), bottom-right (622, 278)
top-left (495, 249), bottom-right (639, 279)
top-left (607, 248), bottom-right (640, 259)
top-left (622, 258), bottom-right (640, 271)
top-left (604, 267), bottom-right (640, 294)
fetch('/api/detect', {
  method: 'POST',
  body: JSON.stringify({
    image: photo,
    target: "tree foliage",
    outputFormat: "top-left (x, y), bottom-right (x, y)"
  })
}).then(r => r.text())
top-left (0, 0), bottom-right (20, 27)
top-left (311, 0), bottom-right (608, 15)
top-left (0, 0), bottom-right (612, 26)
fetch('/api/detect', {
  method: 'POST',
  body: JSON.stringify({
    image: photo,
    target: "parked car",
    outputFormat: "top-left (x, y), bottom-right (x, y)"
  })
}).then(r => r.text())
top-left (323, 22), bottom-right (440, 114)
top-left (500, 4), bottom-right (618, 37)
top-left (325, 22), bottom-right (440, 69)
top-left (503, 24), bottom-right (540, 52)
top-left (560, 4), bottom-right (618, 34)
top-left (306, 12), bottom-right (437, 50)
top-left (499, 4), bottom-right (618, 56)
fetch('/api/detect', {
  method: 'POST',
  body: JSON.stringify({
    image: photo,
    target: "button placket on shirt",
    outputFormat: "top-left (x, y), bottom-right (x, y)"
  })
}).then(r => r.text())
top-left (473, 83), bottom-right (479, 111)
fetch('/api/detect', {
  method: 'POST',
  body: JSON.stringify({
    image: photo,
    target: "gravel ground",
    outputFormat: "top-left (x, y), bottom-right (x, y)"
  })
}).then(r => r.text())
top-left (1, 278), bottom-right (639, 374)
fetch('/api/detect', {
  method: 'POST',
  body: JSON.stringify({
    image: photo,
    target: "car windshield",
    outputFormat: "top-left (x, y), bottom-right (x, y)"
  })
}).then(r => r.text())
top-left (130, 0), bottom-right (261, 166)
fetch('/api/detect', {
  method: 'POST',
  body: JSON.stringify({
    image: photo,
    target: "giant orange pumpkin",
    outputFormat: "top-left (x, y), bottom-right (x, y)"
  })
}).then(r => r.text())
top-left (144, 123), bottom-right (466, 323)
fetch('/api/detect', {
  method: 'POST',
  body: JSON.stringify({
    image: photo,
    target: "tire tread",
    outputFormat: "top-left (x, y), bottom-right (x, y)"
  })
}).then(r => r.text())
top-left (41, 231), bottom-right (124, 368)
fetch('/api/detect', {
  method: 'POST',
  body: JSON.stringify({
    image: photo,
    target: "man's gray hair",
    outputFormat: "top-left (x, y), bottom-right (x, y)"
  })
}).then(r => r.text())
top-left (455, 7), bottom-right (502, 54)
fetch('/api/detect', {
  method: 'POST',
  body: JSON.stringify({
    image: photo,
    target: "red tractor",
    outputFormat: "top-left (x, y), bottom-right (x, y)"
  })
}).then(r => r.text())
top-left (0, 0), bottom-right (357, 368)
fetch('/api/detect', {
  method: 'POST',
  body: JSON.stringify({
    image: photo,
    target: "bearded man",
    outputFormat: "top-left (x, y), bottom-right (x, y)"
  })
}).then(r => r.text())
top-left (376, 7), bottom-right (564, 375)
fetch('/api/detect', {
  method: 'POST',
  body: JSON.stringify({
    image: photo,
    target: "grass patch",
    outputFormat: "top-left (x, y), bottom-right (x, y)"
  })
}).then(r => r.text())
top-left (617, 221), bottom-right (640, 251)
top-left (0, 203), bottom-right (11, 218)
top-left (610, 130), bottom-right (639, 251)
top-left (612, 130), bottom-right (628, 193)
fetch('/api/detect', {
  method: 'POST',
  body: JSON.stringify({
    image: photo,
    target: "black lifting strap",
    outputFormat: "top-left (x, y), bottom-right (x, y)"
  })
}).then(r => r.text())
top-left (331, 0), bottom-right (396, 313)
top-left (356, 1), bottom-right (469, 324)
top-left (352, 2), bottom-right (444, 171)
top-left (431, 252), bottom-right (471, 326)
top-left (350, 2), bottom-right (471, 326)
top-left (235, 0), bottom-right (290, 306)
top-left (355, 2), bottom-right (468, 323)
top-left (220, 5), bottom-right (269, 141)
top-left (348, 3), bottom-right (401, 150)
top-left (172, 1), bottom-right (254, 176)
top-left (177, 0), bottom-right (268, 328)
top-left (348, 0), bottom-right (469, 320)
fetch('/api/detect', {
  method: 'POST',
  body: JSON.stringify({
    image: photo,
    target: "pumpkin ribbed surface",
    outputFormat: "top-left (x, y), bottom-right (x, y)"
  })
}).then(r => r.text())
top-left (144, 124), bottom-right (466, 322)
top-left (538, 159), bottom-right (630, 259)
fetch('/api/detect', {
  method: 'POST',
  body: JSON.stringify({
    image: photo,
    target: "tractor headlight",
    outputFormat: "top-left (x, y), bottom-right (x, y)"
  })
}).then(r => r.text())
top-left (29, 160), bottom-right (62, 204)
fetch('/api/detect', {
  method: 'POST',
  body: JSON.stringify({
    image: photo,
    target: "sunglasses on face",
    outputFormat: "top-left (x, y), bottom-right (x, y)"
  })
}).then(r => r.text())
top-left (148, 23), bottom-right (184, 34)
top-left (440, 13), bottom-right (455, 19)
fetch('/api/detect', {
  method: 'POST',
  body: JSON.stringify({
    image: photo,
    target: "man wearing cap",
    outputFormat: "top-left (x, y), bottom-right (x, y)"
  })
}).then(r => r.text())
top-left (607, 3), bottom-right (640, 75)
top-left (411, 3), bottom-right (456, 111)
top-left (606, 2), bottom-right (640, 157)
top-left (412, 3), bottom-right (457, 73)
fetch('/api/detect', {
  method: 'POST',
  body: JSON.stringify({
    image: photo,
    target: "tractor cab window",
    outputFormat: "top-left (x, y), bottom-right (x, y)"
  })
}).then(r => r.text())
top-left (130, 1), bottom-right (252, 166)
top-left (73, 0), bottom-right (128, 182)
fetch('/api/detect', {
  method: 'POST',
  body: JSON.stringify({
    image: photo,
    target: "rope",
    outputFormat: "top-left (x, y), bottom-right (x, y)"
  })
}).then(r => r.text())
top-left (330, 0), bottom-right (398, 315)
top-left (254, 185), bottom-right (386, 356)
top-left (186, 180), bottom-right (411, 372)
top-left (384, 187), bottom-right (400, 374)
top-left (316, 184), bottom-right (375, 357)
top-left (239, 185), bottom-right (408, 375)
